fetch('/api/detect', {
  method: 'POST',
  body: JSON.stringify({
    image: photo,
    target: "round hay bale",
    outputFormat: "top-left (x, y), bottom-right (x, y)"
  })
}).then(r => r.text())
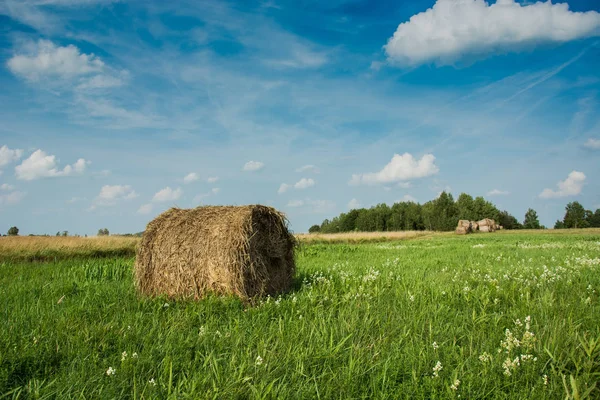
top-left (455, 227), bottom-right (468, 235)
top-left (135, 205), bottom-right (296, 300)
top-left (470, 221), bottom-right (479, 231)
top-left (457, 220), bottom-right (471, 228)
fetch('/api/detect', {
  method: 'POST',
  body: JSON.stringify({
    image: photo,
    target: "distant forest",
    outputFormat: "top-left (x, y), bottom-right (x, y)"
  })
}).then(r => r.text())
top-left (311, 192), bottom-right (600, 233)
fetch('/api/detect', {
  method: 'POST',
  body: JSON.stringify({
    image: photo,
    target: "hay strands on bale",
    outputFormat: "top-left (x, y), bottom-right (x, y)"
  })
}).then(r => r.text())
top-left (135, 205), bottom-right (296, 301)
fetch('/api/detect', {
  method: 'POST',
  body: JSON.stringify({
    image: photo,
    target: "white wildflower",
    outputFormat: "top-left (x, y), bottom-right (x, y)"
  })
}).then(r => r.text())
top-left (450, 379), bottom-right (460, 391)
top-left (106, 367), bottom-right (116, 376)
top-left (432, 342), bottom-right (439, 350)
top-left (255, 355), bottom-right (264, 366)
top-left (149, 378), bottom-right (156, 386)
top-left (121, 351), bottom-right (127, 361)
top-left (432, 361), bottom-right (443, 378)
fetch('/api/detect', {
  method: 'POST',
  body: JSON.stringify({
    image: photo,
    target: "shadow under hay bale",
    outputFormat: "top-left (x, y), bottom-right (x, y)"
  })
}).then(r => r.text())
top-left (135, 205), bottom-right (296, 300)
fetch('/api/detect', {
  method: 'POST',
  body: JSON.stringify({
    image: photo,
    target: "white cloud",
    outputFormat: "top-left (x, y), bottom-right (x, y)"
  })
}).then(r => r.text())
top-left (400, 194), bottom-right (418, 203)
top-left (97, 184), bottom-right (137, 204)
top-left (183, 172), bottom-right (199, 184)
top-left (7, 40), bottom-right (105, 81)
top-left (348, 198), bottom-right (361, 209)
top-left (584, 138), bottom-right (600, 150)
top-left (89, 184), bottom-right (137, 209)
top-left (278, 183), bottom-right (291, 194)
top-left (487, 189), bottom-right (510, 196)
top-left (296, 164), bottom-right (319, 173)
top-left (384, 0), bottom-right (600, 66)
top-left (207, 176), bottom-right (219, 183)
top-left (0, 191), bottom-right (25, 206)
top-left (539, 171), bottom-right (586, 199)
top-left (287, 199), bottom-right (304, 207)
top-left (193, 187), bottom-right (219, 203)
top-left (398, 182), bottom-right (412, 189)
top-left (350, 153), bottom-right (439, 185)
top-left (1, 183), bottom-right (14, 191)
top-left (67, 196), bottom-right (85, 203)
top-left (153, 186), bottom-right (183, 202)
top-left (287, 198), bottom-right (335, 213)
top-left (137, 203), bottom-right (153, 215)
top-left (76, 73), bottom-right (125, 91)
top-left (15, 149), bottom-right (88, 180)
top-left (278, 178), bottom-right (315, 194)
top-left (243, 161), bottom-right (264, 172)
top-left (294, 178), bottom-right (315, 190)
top-left (0, 145), bottom-right (23, 167)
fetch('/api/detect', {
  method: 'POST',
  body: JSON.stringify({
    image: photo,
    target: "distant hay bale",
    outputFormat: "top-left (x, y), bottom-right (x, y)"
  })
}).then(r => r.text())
top-left (470, 221), bottom-right (479, 231)
top-left (479, 225), bottom-right (491, 233)
top-left (457, 220), bottom-right (471, 228)
top-left (135, 205), bottom-right (296, 300)
top-left (478, 218), bottom-right (497, 232)
top-left (455, 227), bottom-right (468, 235)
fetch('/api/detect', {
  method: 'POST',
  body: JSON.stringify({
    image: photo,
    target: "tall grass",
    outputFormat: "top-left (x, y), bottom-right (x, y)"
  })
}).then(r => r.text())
top-left (1, 232), bottom-right (599, 398)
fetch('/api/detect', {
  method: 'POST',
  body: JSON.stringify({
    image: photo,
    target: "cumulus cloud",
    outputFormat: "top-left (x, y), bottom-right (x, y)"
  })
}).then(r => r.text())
top-left (7, 40), bottom-right (104, 81)
top-left (487, 189), bottom-right (510, 196)
top-left (152, 187), bottom-right (182, 202)
top-left (348, 198), bottom-right (361, 209)
top-left (243, 161), bottom-right (264, 172)
top-left (296, 164), bottom-right (319, 173)
top-left (384, 0), bottom-right (600, 66)
top-left (294, 178), bottom-right (315, 190)
top-left (193, 187), bottom-right (220, 203)
top-left (1, 183), bottom-right (14, 191)
top-left (183, 172), bottom-right (199, 184)
top-left (137, 203), bottom-right (153, 215)
top-left (15, 150), bottom-right (88, 180)
top-left (539, 171), bottom-right (586, 199)
top-left (207, 176), bottom-right (219, 183)
top-left (0, 145), bottom-right (23, 167)
top-left (350, 153), bottom-right (439, 185)
top-left (0, 191), bottom-right (25, 206)
top-left (287, 199), bottom-right (304, 207)
top-left (278, 178), bottom-right (315, 194)
top-left (90, 184), bottom-right (137, 209)
top-left (287, 198), bottom-right (335, 213)
top-left (584, 138), bottom-right (600, 150)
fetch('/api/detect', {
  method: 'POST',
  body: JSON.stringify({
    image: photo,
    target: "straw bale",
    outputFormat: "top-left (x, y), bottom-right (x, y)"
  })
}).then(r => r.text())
top-left (135, 205), bottom-right (296, 300)
top-left (455, 227), bottom-right (468, 235)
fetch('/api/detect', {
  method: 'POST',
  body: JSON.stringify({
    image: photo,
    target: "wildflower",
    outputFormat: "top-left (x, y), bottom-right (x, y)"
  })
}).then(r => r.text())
top-left (132, 352), bottom-right (138, 359)
top-left (543, 374), bottom-right (548, 385)
top-left (432, 361), bottom-right (443, 378)
top-left (292, 296), bottom-right (297, 304)
top-left (409, 294), bottom-right (415, 302)
top-left (199, 326), bottom-right (206, 336)
top-left (432, 342), bottom-right (439, 350)
top-left (450, 379), bottom-right (460, 391)
top-left (149, 378), bottom-right (156, 386)
top-left (163, 303), bottom-right (169, 308)
top-left (106, 367), bottom-right (116, 376)
top-left (121, 351), bottom-right (127, 361)
top-left (255, 355), bottom-right (264, 366)
top-left (478, 352), bottom-right (492, 363)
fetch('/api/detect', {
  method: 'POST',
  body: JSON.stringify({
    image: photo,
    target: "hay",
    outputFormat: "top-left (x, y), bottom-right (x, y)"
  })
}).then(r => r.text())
top-left (457, 220), bottom-right (471, 228)
top-left (470, 221), bottom-right (479, 231)
top-left (135, 205), bottom-right (296, 300)
top-left (455, 227), bottom-right (468, 235)
top-left (479, 225), bottom-right (491, 233)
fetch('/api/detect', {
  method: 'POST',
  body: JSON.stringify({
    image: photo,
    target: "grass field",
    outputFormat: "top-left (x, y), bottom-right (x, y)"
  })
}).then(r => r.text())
top-left (1, 231), bottom-right (599, 398)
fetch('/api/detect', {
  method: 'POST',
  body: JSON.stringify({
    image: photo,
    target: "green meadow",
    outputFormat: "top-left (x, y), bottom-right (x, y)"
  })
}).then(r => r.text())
top-left (1, 231), bottom-right (599, 399)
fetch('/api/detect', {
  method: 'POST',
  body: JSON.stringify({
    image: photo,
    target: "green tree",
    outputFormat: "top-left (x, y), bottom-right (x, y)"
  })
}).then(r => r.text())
top-left (308, 225), bottom-right (321, 233)
top-left (56, 231), bottom-right (60, 236)
top-left (554, 220), bottom-right (565, 229)
top-left (97, 228), bottom-right (110, 236)
top-left (7, 226), bottom-right (19, 236)
top-left (62, 231), bottom-right (68, 237)
top-left (563, 201), bottom-right (588, 228)
top-left (588, 209), bottom-right (600, 228)
top-left (523, 208), bottom-right (541, 229)
top-left (498, 210), bottom-right (521, 230)
top-left (456, 193), bottom-right (476, 221)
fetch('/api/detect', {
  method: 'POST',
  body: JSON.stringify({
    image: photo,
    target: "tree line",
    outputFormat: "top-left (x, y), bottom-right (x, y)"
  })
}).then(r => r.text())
top-left (310, 192), bottom-right (600, 233)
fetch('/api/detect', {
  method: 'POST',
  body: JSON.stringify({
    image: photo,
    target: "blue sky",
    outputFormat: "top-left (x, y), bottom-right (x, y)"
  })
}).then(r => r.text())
top-left (1, 0), bottom-right (599, 235)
